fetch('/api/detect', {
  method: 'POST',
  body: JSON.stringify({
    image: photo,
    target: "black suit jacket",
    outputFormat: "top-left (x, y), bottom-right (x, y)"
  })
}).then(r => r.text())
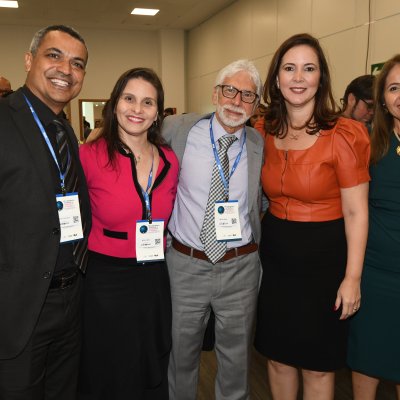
top-left (0, 88), bottom-right (91, 359)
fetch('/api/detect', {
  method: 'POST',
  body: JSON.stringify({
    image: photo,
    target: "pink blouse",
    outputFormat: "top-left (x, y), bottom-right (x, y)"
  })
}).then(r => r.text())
top-left (80, 138), bottom-right (179, 258)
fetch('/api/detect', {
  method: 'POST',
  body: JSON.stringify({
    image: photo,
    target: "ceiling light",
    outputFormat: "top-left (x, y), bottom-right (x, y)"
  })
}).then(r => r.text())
top-left (0, 1), bottom-right (18, 7)
top-left (131, 8), bottom-right (159, 16)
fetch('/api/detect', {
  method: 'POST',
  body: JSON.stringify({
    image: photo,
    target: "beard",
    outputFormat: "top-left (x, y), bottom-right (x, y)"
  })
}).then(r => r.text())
top-left (216, 103), bottom-right (250, 128)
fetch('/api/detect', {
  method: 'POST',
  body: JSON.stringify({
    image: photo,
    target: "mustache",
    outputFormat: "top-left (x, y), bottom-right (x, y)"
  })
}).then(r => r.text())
top-left (222, 104), bottom-right (246, 116)
top-left (47, 72), bottom-right (73, 83)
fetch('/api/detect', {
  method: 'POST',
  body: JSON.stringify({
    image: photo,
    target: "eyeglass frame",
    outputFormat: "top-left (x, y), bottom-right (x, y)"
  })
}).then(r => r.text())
top-left (216, 84), bottom-right (259, 104)
top-left (358, 98), bottom-right (374, 111)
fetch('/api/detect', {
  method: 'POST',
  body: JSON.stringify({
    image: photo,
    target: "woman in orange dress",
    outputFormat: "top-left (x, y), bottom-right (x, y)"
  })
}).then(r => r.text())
top-left (254, 33), bottom-right (370, 400)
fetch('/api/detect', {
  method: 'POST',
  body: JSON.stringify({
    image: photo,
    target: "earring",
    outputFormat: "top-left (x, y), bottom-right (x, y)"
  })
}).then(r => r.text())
top-left (276, 78), bottom-right (280, 89)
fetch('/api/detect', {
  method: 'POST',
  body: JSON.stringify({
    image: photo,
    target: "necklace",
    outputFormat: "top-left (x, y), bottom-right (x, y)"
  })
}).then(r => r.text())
top-left (288, 122), bottom-right (306, 140)
top-left (133, 145), bottom-right (153, 166)
top-left (133, 153), bottom-right (142, 165)
top-left (394, 130), bottom-right (400, 156)
top-left (121, 142), bottom-right (152, 165)
top-left (288, 131), bottom-right (300, 140)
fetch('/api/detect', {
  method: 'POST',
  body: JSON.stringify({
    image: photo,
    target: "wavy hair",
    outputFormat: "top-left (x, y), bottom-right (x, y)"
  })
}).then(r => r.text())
top-left (262, 33), bottom-right (339, 138)
top-left (215, 59), bottom-right (263, 99)
top-left (370, 54), bottom-right (400, 163)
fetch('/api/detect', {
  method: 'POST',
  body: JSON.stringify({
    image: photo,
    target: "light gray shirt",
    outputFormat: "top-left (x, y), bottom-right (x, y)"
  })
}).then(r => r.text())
top-left (168, 115), bottom-right (252, 250)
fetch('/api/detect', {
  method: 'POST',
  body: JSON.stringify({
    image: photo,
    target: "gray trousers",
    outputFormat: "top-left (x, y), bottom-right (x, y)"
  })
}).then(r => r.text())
top-left (166, 246), bottom-right (261, 400)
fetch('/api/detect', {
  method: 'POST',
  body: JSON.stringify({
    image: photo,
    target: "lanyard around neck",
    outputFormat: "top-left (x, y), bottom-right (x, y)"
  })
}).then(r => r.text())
top-left (209, 113), bottom-right (246, 200)
top-left (23, 95), bottom-right (70, 194)
top-left (139, 145), bottom-right (154, 223)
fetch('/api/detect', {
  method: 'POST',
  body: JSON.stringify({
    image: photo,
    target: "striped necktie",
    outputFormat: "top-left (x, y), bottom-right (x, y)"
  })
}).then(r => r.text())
top-left (53, 118), bottom-right (88, 271)
top-left (200, 134), bottom-right (237, 264)
top-left (53, 118), bottom-right (77, 193)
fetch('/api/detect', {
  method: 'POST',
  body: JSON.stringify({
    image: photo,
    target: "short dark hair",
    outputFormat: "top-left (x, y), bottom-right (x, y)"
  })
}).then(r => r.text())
top-left (99, 68), bottom-right (166, 168)
top-left (341, 74), bottom-right (375, 110)
top-left (29, 25), bottom-right (88, 60)
top-left (164, 107), bottom-right (175, 116)
top-left (262, 33), bottom-right (339, 137)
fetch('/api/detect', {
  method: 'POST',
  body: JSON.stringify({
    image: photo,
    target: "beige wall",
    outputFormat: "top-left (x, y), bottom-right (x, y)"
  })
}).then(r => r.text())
top-left (159, 29), bottom-right (186, 115)
top-left (0, 24), bottom-right (185, 137)
top-left (1, 0), bottom-right (399, 134)
top-left (187, 0), bottom-right (400, 113)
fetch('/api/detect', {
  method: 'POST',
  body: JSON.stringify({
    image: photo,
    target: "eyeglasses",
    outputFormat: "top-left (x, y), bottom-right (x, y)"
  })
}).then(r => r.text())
top-left (216, 85), bottom-right (258, 104)
top-left (359, 98), bottom-right (374, 111)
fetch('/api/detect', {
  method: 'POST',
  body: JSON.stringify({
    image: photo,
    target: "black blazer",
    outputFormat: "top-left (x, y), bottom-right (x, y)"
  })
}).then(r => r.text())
top-left (0, 88), bottom-right (91, 359)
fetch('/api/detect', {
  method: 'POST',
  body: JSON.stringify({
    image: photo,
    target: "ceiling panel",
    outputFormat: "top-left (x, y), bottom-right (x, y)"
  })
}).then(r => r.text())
top-left (0, 0), bottom-right (237, 31)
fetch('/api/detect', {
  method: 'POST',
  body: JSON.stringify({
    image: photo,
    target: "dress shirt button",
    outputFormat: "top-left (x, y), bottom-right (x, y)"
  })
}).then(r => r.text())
top-left (43, 271), bottom-right (52, 279)
top-left (52, 227), bottom-right (60, 235)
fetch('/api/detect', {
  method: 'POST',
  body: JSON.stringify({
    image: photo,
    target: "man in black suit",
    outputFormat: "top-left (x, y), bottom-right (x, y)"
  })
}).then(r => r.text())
top-left (0, 25), bottom-right (91, 400)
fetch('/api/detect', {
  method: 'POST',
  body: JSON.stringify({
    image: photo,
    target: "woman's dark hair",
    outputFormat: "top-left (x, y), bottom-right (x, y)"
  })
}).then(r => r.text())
top-left (97, 67), bottom-right (166, 168)
top-left (370, 54), bottom-right (400, 163)
top-left (263, 33), bottom-right (339, 137)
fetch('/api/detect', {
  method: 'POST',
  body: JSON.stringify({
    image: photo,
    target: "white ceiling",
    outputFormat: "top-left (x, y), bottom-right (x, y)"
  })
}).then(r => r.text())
top-left (0, 0), bottom-right (237, 31)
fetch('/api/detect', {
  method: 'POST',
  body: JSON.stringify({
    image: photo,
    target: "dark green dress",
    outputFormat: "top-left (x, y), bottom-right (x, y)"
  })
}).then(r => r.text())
top-left (348, 133), bottom-right (400, 382)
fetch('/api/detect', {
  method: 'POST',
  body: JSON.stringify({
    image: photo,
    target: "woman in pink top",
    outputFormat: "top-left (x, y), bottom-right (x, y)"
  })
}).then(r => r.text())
top-left (78, 68), bottom-right (179, 400)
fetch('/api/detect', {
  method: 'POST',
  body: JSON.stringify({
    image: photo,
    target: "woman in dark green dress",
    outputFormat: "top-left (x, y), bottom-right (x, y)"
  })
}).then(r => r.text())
top-left (348, 55), bottom-right (400, 400)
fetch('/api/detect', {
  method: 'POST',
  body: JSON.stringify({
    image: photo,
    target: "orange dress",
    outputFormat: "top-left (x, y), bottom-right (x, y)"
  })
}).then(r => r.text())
top-left (257, 117), bottom-right (370, 222)
top-left (254, 117), bottom-right (370, 371)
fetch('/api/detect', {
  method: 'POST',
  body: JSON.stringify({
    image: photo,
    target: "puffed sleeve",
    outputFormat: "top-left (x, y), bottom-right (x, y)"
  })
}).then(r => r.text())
top-left (254, 118), bottom-right (267, 139)
top-left (333, 117), bottom-right (370, 188)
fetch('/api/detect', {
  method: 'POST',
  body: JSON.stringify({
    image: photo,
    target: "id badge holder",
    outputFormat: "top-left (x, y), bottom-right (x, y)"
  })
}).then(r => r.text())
top-left (136, 219), bottom-right (165, 262)
top-left (56, 192), bottom-right (84, 243)
top-left (214, 200), bottom-right (242, 242)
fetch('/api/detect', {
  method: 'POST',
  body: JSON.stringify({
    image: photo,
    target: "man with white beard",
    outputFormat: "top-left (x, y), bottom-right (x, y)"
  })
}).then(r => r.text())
top-left (162, 59), bottom-right (264, 400)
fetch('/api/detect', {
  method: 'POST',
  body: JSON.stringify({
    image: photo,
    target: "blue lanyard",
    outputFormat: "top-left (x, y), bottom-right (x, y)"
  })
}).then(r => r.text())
top-left (23, 95), bottom-right (70, 194)
top-left (209, 113), bottom-right (246, 200)
top-left (139, 146), bottom-right (154, 223)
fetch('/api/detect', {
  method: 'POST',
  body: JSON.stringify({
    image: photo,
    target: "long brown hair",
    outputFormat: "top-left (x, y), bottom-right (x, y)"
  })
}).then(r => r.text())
top-left (96, 68), bottom-right (166, 168)
top-left (263, 33), bottom-right (339, 138)
top-left (370, 54), bottom-right (400, 164)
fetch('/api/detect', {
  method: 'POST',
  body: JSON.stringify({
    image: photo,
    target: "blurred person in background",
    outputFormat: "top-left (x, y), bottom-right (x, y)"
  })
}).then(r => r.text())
top-left (0, 76), bottom-right (12, 97)
top-left (341, 74), bottom-right (375, 132)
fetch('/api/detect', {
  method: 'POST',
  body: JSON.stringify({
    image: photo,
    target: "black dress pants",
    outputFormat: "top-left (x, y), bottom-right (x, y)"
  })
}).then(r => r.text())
top-left (0, 276), bottom-right (82, 400)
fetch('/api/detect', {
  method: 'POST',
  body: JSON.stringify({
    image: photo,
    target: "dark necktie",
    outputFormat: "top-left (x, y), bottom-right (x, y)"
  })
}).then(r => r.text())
top-left (53, 118), bottom-right (78, 193)
top-left (53, 118), bottom-right (88, 271)
top-left (200, 134), bottom-right (237, 264)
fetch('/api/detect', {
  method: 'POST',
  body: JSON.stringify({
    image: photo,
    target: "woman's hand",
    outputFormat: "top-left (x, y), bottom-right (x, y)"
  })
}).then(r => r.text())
top-left (334, 276), bottom-right (361, 320)
top-left (336, 182), bottom-right (368, 320)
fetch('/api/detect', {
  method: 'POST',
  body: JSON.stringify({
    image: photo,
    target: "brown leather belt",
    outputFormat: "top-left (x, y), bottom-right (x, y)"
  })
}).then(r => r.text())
top-left (172, 238), bottom-right (258, 263)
